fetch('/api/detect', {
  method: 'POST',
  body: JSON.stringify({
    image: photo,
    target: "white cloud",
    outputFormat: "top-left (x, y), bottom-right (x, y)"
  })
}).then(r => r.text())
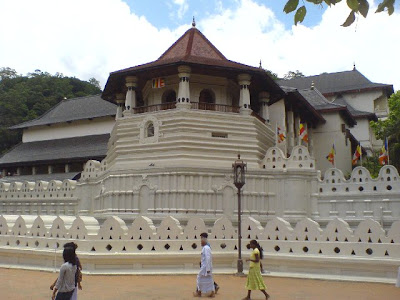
top-left (0, 0), bottom-right (187, 88)
top-left (198, 0), bottom-right (400, 89)
top-left (0, 0), bottom-right (398, 91)
top-left (172, 0), bottom-right (189, 19)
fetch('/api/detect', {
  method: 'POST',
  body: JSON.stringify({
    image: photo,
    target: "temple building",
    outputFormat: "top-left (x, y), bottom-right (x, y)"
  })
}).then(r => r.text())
top-left (278, 68), bottom-right (394, 155)
top-left (0, 23), bottom-right (397, 227)
top-left (0, 95), bottom-right (116, 181)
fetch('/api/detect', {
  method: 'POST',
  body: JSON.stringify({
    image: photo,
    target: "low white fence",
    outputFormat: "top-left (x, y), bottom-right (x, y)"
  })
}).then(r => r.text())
top-left (0, 214), bottom-right (399, 282)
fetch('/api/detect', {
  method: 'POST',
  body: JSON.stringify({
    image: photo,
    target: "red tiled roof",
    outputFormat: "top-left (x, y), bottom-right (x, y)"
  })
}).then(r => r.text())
top-left (110, 27), bottom-right (262, 75)
top-left (158, 27), bottom-right (226, 61)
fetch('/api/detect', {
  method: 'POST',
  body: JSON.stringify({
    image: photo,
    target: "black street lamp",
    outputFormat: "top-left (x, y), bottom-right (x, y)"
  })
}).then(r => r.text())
top-left (232, 154), bottom-right (246, 275)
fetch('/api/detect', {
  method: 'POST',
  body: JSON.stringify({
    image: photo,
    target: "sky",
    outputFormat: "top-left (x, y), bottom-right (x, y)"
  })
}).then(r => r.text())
top-left (0, 0), bottom-right (398, 90)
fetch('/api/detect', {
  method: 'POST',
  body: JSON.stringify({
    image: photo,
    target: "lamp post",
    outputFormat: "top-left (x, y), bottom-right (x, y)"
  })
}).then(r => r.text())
top-left (232, 154), bottom-right (246, 275)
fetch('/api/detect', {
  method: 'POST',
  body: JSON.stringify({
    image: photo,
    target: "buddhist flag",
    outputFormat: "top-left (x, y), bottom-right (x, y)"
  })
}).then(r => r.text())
top-left (352, 144), bottom-right (362, 165)
top-left (152, 78), bottom-right (165, 88)
top-left (326, 144), bottom-right (335, 166)
top-left (277, 126), bottom-right (286, 143)
top-left (379, 138), bottom-right (389, 165)
top-left (299, 123), bottom-right (308, 143)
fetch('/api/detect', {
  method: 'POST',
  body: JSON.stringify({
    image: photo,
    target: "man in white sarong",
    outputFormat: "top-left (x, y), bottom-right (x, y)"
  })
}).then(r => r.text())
top-left (194, 233), bottom-right (215, 297)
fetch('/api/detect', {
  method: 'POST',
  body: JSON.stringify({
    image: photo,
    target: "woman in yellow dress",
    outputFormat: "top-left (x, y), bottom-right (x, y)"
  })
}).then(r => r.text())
top-left (243, 240), bottom-right (270, 300)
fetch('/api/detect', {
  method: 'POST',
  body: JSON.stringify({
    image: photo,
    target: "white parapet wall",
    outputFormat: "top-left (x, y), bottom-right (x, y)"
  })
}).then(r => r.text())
top-left (317, 165), bottom-right (400, 225)
top-left (0, 215), bottom-right (399, 283)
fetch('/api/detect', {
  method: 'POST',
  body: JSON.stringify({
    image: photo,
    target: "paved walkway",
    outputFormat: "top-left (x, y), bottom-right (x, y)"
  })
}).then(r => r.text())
top-left (0, 268), bottom-right (399, 300)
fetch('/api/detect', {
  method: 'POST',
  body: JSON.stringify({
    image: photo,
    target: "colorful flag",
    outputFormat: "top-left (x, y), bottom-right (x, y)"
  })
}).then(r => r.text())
top-left (299, 123), bottom-right (308, 143)
top-left (277, 126), bottom-right (286, 143)
top-left (152, 78), bottom-right (165, 88)
top-left (379, 138), bottom-right (389, 165)
top-left (326, 144), bottom-right (335, 166)
top-left (352, 144), bottom-right (362, 165)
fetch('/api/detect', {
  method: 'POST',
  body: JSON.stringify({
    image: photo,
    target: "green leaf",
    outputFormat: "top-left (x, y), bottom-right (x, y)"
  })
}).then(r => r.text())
top-left (341, 10), bottom-right (356, 26)
top-left (323, 0), bottom-right (332, 6)
top-left (294, 6), bottom-right (307, 25)
top-left (358, 0), bottom-right (369, 18)
top-left (346, 0), bottom-right (359, 10)
top-left (387, 0), bottom-right (395, 15)
top-left (284, 0), bottom-right (299, 13)
top-left (375, 1), bottom-right (386, 13)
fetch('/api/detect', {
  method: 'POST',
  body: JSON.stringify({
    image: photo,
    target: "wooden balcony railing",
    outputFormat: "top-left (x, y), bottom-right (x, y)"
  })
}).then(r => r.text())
top-left (133, 102), bottom-right (176, 114)
top-left (132, 101), bottom-right (246, 115)
top-left (191, 102), bottom-right (240, 113)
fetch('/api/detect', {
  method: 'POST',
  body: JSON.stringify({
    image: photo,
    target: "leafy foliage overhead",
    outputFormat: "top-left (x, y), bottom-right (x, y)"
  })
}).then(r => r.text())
top-left (283, 0), bottom-right (396, 27)
top-left (0, 67), bottom-right (102, 155)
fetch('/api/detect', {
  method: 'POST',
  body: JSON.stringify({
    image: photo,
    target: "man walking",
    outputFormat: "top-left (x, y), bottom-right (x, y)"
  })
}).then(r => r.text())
top-left (194, 233), bottom-right (215, 297)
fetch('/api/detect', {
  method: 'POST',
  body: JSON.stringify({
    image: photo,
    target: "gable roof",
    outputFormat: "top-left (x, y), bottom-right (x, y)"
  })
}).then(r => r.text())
top-left (281, 86), bottom-right (356, 126)
top-left (102, 27), bottom-right (284, 100)
top-left (277, 69), bottom-right (393, 96)
top-left (11, 94), bottom-right (116, 129)
top-left (0, 134), bottom-right (109, 167)
top-left (110, 27), bottom-right (261, 75)
top-left (158, 26), bottom-right (226, 61)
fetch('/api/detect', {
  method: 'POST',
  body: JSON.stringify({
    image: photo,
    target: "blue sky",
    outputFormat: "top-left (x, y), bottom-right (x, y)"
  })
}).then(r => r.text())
top-left (124, 0), bottom-right (327, 29)
top-left (0, 0), bottom-right (398, 90)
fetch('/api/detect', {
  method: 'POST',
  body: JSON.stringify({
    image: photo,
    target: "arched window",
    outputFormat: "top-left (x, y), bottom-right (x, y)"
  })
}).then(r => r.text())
top-left (162, 90), bottom-right (176, 103)
top-left (146, 122), bottom-right (154, 137)
top-left (199, 89), bottom-right (215, 104)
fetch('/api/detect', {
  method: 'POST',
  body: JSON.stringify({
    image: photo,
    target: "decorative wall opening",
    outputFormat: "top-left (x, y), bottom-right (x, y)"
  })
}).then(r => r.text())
top-left (146, 122), bottom-right (155, 138)
top-left (162, 90), bottom-right (176, 103)
top-left (199, 89), bottom-right (215, 104)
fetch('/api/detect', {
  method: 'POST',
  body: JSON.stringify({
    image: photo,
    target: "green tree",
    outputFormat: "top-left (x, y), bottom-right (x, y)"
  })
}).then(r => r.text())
top-left (370, 90), bottom-right (400, 171)
top-left (0, 68), bottom-right (102, 155)
top-left (284, 70), bottom-right (305, 80)
top-left (362, 151), bottom-right (381, 178)
top-left (283, 0), bottom-right (397, 27)
top-left (89, 77), bottom-right (101, 90)
top-left (261, 69), bottom-right (280, 80)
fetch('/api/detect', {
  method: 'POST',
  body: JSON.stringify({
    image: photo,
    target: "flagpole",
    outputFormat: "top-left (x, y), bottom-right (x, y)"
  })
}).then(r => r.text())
top-left (360, 143), bottom-right (363, 167)
top-left (275, 122), bottom-right (278, 147)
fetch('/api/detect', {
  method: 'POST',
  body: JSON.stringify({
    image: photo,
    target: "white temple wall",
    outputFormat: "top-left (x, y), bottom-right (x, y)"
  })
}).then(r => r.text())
top-left (312, 112), bottom-right (352, 175)
top-left (343, 90), bottom-right (383, 114)
top-left (0, 215), bottom-right (398, 282)
top-left (316, 166), bottom-right (400, 225)
top-left (349, 118), bottom-right (372, 150)
top-left (22, 117), bottom-right (115, 142)
top-left (266, 99), bottom-right (286, 153)
top-left (106, 108), bottom-right (275, 171)
top-left (0, 150), bottom-right (399, 228)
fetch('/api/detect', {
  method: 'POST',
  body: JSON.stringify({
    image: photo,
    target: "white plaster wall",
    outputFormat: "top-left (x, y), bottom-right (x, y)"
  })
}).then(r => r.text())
top-left (0, 215), bottom-right (399, 282)
top-left (22, 117), bottom-right (115, 142)
top-left (349, 118), bottom-right (373, 152)
top-left (342, 90), bottom-right (383, 113)
top-left (313, 112), bottom-right (352, 175)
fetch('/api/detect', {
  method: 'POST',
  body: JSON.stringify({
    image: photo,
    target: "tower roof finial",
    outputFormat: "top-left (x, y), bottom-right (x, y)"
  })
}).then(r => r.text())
top-left (192, 16), bottom-right (196, 27)
top-left (353, 62), bottom-right (356, 70)
top-left (259, 59), bottom-right (262, 69)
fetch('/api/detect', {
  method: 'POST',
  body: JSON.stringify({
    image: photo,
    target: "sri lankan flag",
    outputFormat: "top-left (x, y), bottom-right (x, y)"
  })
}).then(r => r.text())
top-left (326, 144), bottom-right (335, 166)
top-left (352, 144), bottom-right (362, 165)
top-left (299, 123), bottom-right (308, 143)
top-left (277, 126), bottom-right (286, 143)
